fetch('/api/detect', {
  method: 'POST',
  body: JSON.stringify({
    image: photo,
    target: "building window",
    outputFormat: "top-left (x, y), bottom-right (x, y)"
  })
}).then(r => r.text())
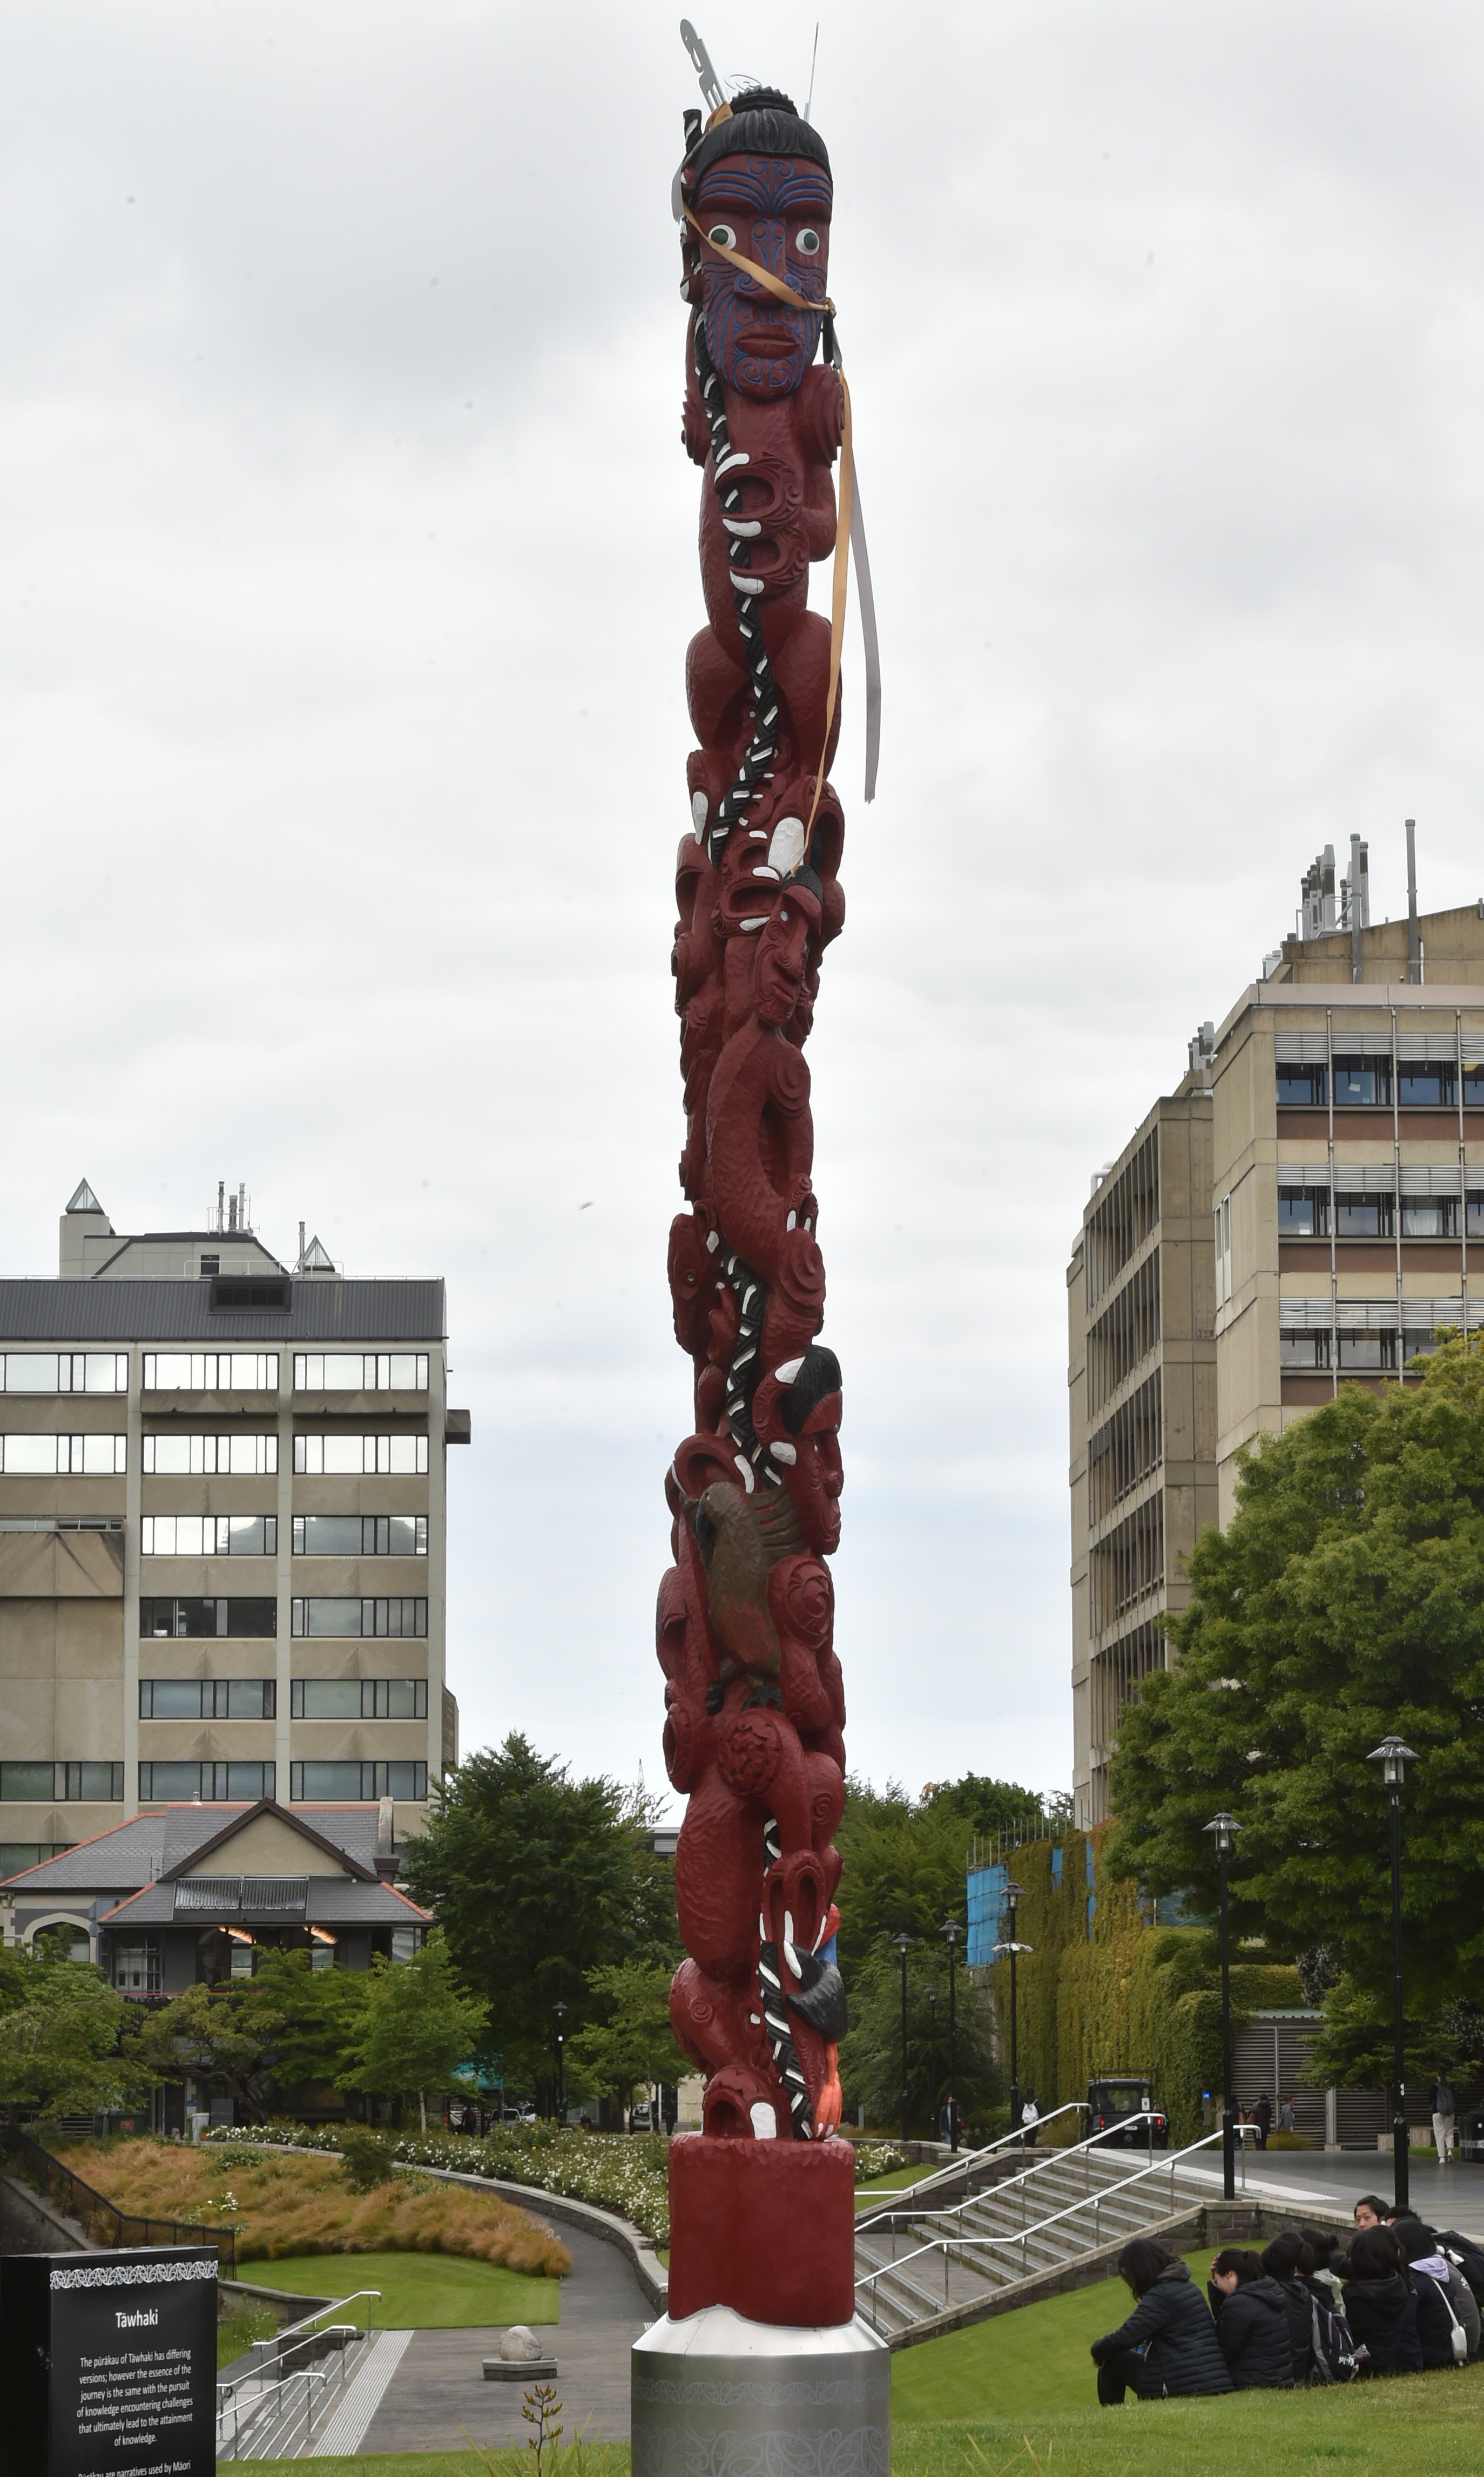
top-left (0, 1843), bottom-right (71, 1879)
top-left (294, 1434), bottom-right (429, 1475)
top-left (0, 1353), bottom-right (127, 1395)
top-left (143, 1434), bottom-right (278, 1475)
top-left (1278, 1187), bottom-right (1328, 1237)
top-left (0, 1434), bottom-right (127, 1475)
top-left (1089, 1496), bottom-right (1164, 1634)
top-left (1275, 1062), bottom-right (1327, 1106)
top-left (143, 1353), bottom-right (278, 1392)
top-left (0, 1762), bottom-right (124, 1801)
top-left (291, 1760), bottom-right (428, 1801)
top-left (138, 1761), bottom-right (275, 1801)
top-left (1213, 1197), bottom-right (1232, 1305)
top-left (1087, 1373), bottom-right (1162, 1528)
top-left (1337, 1329), bottom-right (1398, 1371)
top-left (1280, 1330), bottom-right (1333, 1369)
top-left (1085, 1131), bottom-right (1160, 1311)
top-left (291, 1678), bottom-right (428, 1720)
top-left (1398, 1062), bottom-right (1456, 1106)
top-left (228, 1931), bottom-right (256, 1977)
top-left (141, 1515), bottom-right (277, 1557)
top-left (292, 1516), bottom-right (427, 1557)
top-left (1401, 1196), bottom-right (1458, 1238)
top-left (1334, 1191), bottom-right (1394, 1239)
top-left (294, 1354), bottom-right (429, 1393)
top-left (199, 1256), bottom-right (220, 1277)
top-left (1086, 1250), bottom-right (1161, 1416)
top-left (112, 1938), bottom-right (161, 1993)
top-left (291, 1597), bottom-right (427, 1638)
top-left (139, 1679), bottom-right (275, 1719)
top-left (1331, 1054), bottom-right (1392, 1108)
top-left (390, 1926), bottom-right (424, 1961)
top-left (140, 1598), bottom-right (278, 1639)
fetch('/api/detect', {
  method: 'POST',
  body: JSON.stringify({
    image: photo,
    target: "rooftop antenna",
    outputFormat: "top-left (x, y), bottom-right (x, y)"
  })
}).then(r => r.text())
top-left (803, 21), bottom-right (820, 123)
top-left (1406, 818), bottom-right (1420, 984)
top-left (1349, 833), bottom-right (1365, 982)
top-left (298, 1219), bottom-right (306, 1272)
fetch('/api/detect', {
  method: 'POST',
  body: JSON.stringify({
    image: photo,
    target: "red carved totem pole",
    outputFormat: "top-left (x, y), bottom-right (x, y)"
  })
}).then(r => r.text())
top-left (657, 68), bottom-right (858, 2330)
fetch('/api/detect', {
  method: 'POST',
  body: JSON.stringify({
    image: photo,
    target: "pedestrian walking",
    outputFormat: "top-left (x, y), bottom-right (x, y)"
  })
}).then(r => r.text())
top-left (939, 2094), bottom-right (961, 2147)
top-left (1430, 2069), bottom-right (1458, 2163)
top-left (1277, 2094), bottom-right (1297, 2136)
top-left (1020, 2087), bottom-right (1040, 2149)
top-left (1252, 2092), bottom-right (1273, 2151)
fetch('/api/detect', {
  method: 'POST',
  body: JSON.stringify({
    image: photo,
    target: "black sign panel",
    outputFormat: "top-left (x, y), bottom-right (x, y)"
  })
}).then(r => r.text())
top-left (0, 2248), bottom-right (217, 2477)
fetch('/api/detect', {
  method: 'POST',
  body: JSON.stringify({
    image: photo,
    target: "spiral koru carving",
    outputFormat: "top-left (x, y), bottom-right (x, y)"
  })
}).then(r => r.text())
top-left (659, 85), bottom-right (851, 2149)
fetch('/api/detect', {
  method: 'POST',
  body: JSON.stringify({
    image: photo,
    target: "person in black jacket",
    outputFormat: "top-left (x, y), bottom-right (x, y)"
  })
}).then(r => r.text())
top-left (1343, 2225), bottom-right (1422, 2374)
top-left (1090, 2239), bottom-right (1233, 2405)
top-left (1208, 2248), bottom-right (1296, 2388)
top-left (1392, 2219), bottom-right (1467, 2367)
top-left (1261, 2232), bottom-right (1317, 2382)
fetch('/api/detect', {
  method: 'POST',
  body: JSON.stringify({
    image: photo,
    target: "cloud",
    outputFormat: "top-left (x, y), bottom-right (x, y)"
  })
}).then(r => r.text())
top-left (4, 1), bottom-right (1484, 1809)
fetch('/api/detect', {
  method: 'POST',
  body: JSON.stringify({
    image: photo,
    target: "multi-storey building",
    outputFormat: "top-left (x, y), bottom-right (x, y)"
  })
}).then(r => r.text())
top-left (1070, 845), bottom-right (1484, 1822)
top-left (0, 1183), bottom-right (466, 1882)
top-left (1069, 1074), bottom-right (1218, 1826)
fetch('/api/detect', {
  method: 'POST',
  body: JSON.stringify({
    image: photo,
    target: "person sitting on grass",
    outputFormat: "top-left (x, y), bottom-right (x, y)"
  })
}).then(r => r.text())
top-left (1300, 2226), bottom-right (1347, 2308)
top-left (1089, 2238), bottom-right (1232, 2406)
top-left (1352, 2192), bottom-right (1391, 2234)
top-left (1392, 2219), bottom-right (1474, 2365)
top-left (1260, 2232), bottom-right (1318, 2383)
top-left (1207, 2247), bottom-right (1295, 2388)
top-left (1342, 2225), bottom-right (1422, 2374)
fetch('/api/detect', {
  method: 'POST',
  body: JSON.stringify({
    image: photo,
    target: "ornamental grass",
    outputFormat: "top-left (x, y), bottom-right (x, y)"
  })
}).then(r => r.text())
top-left (55, 2138), bottom-right (570, 2276)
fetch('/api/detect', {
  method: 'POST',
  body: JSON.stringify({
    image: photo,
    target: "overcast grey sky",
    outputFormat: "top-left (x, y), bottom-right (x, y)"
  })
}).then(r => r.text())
top-left (4, 3), bottom-right (1483, 1807)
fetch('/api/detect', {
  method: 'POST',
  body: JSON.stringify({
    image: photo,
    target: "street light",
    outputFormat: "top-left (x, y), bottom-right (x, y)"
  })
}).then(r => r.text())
top-left (995, 1880), bottom-right (1027, 2134)
top-left (552, 2000), bottom-right (568, 2124)
top-left (926, 1983), bottom-right (939, 2143)
top-left (892, 1932), bottom-right (912, 2143)
top-left (1368, 1736), bottom-right (1419, 2213)
top-left (942, 1919), bottom-right (962, 2152)
top-left (1202, 1811), bottom-right (1240, 2201)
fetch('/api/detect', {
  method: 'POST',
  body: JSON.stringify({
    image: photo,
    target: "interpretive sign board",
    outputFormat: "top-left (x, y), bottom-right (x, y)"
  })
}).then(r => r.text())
top-left (0, 2247), bottom-right (218, 2477)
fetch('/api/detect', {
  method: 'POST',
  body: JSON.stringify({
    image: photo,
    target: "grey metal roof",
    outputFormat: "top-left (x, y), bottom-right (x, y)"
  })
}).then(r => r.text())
top-left (99, 1874), bottom-right (428, 1927)
top-left (0, 1278), bottom-right (445, 1345)
top-left (1, 1803), bottom-right (393, 1893)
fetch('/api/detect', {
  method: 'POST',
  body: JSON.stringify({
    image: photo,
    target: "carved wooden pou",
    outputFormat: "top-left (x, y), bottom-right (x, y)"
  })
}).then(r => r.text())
top-left (658, 83), bottom-right (856, 2325)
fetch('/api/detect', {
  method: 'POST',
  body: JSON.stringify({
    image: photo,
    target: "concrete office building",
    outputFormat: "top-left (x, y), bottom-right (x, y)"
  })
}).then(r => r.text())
top-left (1071, 839), bottom-right (1484, 1825)
top-left (0, 1183), bottom-right (466, 1890)
top-left (1068, 1071), bottom-right (1218, 1827)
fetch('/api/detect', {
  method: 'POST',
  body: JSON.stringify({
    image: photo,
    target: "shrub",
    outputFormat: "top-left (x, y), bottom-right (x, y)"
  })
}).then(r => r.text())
top-left (337, 2127), bottom-right (399, 2191)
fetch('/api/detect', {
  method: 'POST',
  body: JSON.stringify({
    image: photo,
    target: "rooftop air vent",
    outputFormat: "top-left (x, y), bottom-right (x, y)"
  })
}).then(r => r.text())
top-left (210, 1277), bottom-right (291, 1313)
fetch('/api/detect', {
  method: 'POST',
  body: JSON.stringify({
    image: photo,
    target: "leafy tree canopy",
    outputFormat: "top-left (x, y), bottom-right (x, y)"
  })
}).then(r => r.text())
top-left (400, 1733), bottom-right (680, 2094)
top-left (837, 1935), bottom-right (1005, 2138)
top-left (1107, 1337), bottom-right (1484, 2010)
top-left (833, 1774), bottom-right (1055, 1993)
top-left (0, 1942), bottom-right (139, 2122)
top-left (339, 1932), bottom-right (486, 2131)
top-left (565, 1959), bottom-right (692, 2108)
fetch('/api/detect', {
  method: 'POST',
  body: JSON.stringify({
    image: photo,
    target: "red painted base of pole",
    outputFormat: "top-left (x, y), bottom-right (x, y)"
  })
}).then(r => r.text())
top-left (667, 2132), bottom-right (856, 2326)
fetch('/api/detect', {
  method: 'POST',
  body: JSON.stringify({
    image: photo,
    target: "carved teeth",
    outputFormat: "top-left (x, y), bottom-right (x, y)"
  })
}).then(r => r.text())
top-left (714, 450), bottom-right (751, 476)
top-left (733, 1456), bottom-right (755, 1493)
top-left (771, 1441), bottom-right (797, 1465)
top-left (775, 1358), bottom-right (804, 1383)
top-left (731, 574), bottom-right (765, 596)
top-left (722, 517), bottom-right (761, 537)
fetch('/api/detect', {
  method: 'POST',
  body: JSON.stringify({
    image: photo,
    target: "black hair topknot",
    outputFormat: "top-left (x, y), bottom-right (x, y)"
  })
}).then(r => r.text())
top-left (685, 84), bottom-right (832, 191)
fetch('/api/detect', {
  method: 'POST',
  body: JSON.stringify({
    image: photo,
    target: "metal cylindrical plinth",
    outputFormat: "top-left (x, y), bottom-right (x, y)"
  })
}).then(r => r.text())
top-left (632, 2305), bottom-right (889, 2477)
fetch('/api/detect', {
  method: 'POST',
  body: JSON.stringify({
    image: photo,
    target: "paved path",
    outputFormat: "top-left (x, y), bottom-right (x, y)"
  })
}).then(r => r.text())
top-left (357, 2219), bottom-right (653, 2452)
top-left (1185, 2149), bottom-right (1484, 2238)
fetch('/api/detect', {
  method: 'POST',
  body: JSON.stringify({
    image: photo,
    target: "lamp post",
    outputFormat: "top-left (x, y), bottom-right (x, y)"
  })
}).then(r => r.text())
top-left (926, 1983), bottom-right (939, 2143)
top-left (553, 1999), bottom-right (568, 2124)
top-left (942, 1919), bottom-right (961, 2152)
top-left (1002, 1880), bottom-right (1024, 2133)
top-left (892, 1932), bottom-right (912, 2143)
top-left (1202, 1811), bottom-right (1240, 2201)
top-left (1368, 1736), bottom-right (1419, 2213)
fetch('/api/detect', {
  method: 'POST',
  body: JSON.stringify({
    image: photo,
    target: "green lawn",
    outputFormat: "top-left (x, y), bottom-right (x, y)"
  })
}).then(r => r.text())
top-left (241, 2251), bottom-right (560, 2329)
top-left (218, 2299), bottom-right (279, 2369)
top-left (856, 2163), bottom-right (946, 2198)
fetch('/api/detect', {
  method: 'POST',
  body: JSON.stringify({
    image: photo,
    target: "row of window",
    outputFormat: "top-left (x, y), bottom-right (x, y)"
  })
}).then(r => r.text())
top-left (0, 1759), bottom-right (431, 1804)
top-left (0, 1763), bottom-right (125, 1802)
top-left (135, 1676), bottom-right (428, 1719)
top-left (138, 1514), bottom-right (429, 1558)
top-left (1278, 1189), bottom-right (1484, 1239)
top-left (110, 1923), bottom-right (425, 1992)
top-left (1277, 1058), bottom-right (1484, 1109)
top-left (295, 1433), bottom-right (429, 1474)
top-left (144, 1435), bottom-right (278, 1474)
top-left (0, 1354), bottom-right (434, 1397)
top-left (292, 1597), bottom-right (427, 1637)
top-left (0, 1433), bottom-right (128, 1475)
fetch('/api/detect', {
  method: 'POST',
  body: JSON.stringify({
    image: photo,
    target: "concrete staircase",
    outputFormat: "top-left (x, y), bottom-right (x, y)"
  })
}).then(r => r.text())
top-left (855, 2141), bottom-right (1221, 2344)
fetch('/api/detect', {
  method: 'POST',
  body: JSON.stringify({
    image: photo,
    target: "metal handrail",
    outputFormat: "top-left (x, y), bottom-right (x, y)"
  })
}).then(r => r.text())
top-left (231, 2285), bottom-right (382, 2358)
top-left (853, 2102), bottom-right (1089, 2234)
top-left (854, 2126), bottom-right (1226, 2320)
top-left (217, 2342), bottom-right (361, 2459)
top-left (856, 2107), bottom-right (1163, 2238)
top-left (0, 2123), bottom-right (237, 2274)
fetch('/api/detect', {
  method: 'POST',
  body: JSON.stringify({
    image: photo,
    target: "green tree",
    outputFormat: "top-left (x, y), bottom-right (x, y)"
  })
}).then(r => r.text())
top-left (833, 1774), bottom-right (1054, 1998)
top-left (126, 1954), bottom-right (375, 2119)
top-left (339, 1933), bottom-right (487, 2131)
top-left (565, 1959), bottom-right (692, 2124)
top-left (837, 1935), bottom-right (1004, 2137)
top-left (0, 1941), bottom-right (138, 2122)
top-left (401, 1734), bottom-right (679, 2101)
top-left (127, 1982), bottom-right (276, 2116)
top-left (1107, 1337), bottom-right (1484, 2011)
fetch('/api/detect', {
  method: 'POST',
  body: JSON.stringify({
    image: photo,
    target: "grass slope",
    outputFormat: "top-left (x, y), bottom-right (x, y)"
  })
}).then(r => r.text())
top-left (246, 2251), bottom-right (560, 2329)
top-left (892, 2254), bottom-right (1192, 2422)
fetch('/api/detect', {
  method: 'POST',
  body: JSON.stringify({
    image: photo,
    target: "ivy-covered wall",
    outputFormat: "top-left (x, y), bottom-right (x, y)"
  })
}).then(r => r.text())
top-left (983, 1825), bottom-right (1300, 2145)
